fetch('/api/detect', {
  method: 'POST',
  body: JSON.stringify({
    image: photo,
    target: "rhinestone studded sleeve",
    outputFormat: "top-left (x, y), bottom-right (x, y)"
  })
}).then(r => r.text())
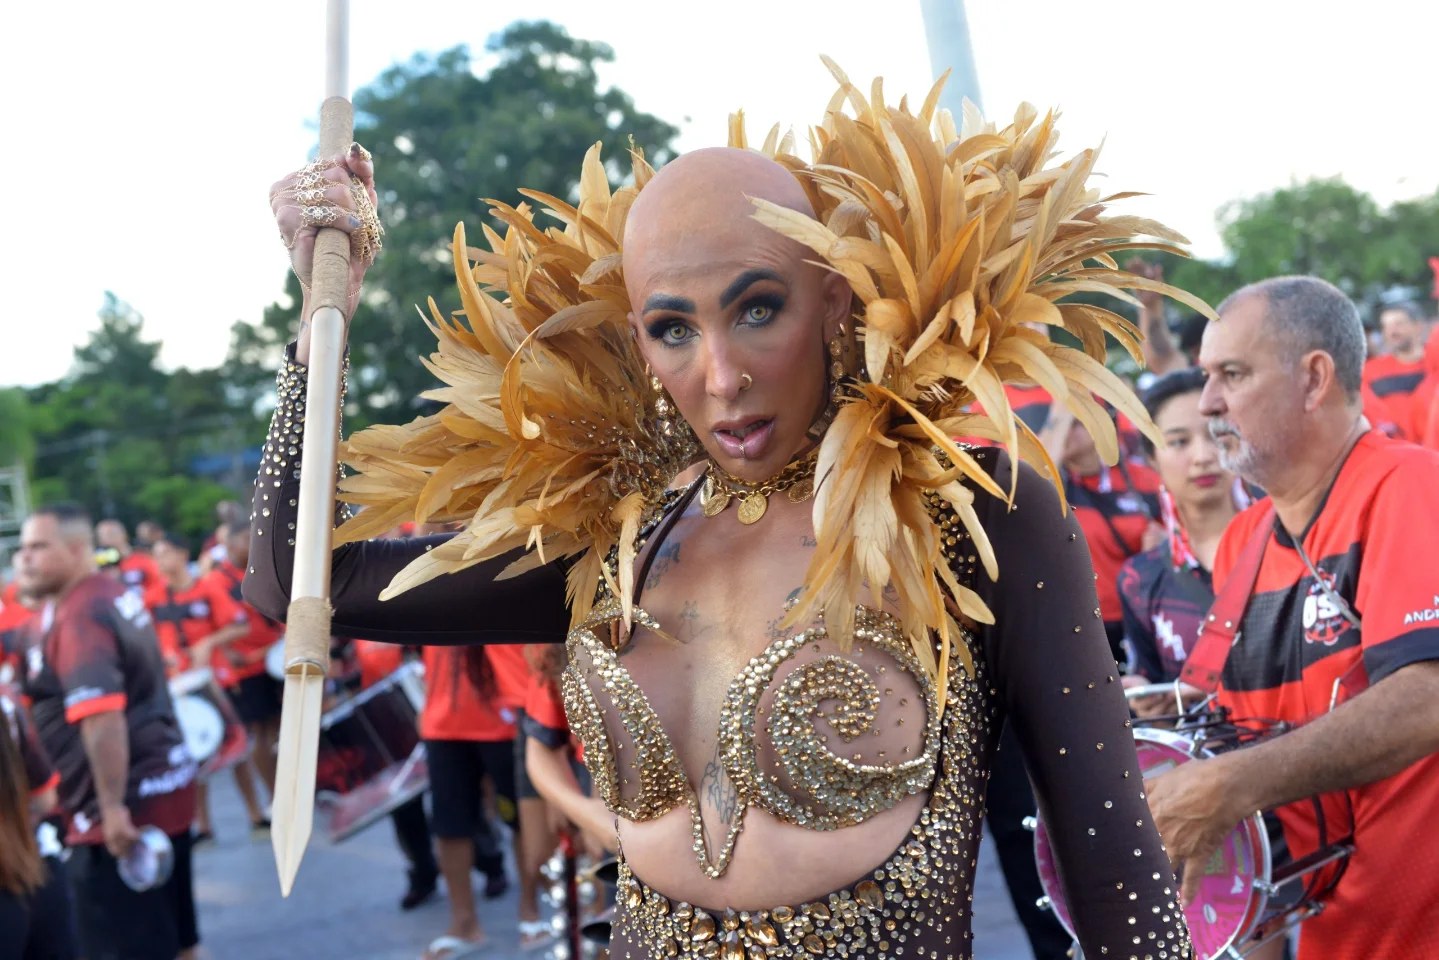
top-left (241, 344), bottom-right (572, 646)
top-left (969, 450), bottom-right (1193, 960)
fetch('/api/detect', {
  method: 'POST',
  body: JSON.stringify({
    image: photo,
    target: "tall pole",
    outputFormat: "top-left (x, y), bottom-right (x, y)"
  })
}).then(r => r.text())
top-left (271, 0), bottom-right (351, 897)
top-left (919, 0), bottom-right (983, 117)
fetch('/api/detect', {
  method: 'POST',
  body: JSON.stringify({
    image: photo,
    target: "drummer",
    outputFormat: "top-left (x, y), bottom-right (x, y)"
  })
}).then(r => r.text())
top-left (1146, 276), bottom-right (1439, 959)
top-left (149, 532), bottom-right (270, 842)
top-left (206, 523), bottom-right (287, 802)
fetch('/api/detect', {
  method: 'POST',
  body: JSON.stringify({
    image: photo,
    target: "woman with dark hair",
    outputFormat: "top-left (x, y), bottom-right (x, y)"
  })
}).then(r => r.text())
top-left (1118, 368), bottom-right (1248, 717)
top-left (0, 694), bottom-right (78, 960)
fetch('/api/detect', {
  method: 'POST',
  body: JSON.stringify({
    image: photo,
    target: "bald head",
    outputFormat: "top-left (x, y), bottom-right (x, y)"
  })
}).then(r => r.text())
top-left (622, 148), bottom-right (816, 298)
top-left (625, 148), bottom-right (812, 246)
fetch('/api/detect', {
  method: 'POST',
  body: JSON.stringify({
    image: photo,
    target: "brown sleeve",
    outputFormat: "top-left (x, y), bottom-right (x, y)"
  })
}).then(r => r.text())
top-left (241, 346), bottom-right (572, 646)
top-left (968, 449), bottom-right (1191, 958)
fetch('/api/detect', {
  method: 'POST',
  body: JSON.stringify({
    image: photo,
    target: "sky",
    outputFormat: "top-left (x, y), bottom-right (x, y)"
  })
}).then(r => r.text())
top-left (2, 1), bottom-right (1435, 387)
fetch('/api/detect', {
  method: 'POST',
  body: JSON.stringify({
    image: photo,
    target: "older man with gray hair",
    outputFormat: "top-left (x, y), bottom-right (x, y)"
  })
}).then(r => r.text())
top-left (1145, 276), bottom-right (1439, 959)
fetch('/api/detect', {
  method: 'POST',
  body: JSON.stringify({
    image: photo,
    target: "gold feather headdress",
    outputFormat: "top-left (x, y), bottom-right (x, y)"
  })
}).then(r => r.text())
top-left (334, 61), bottom-right (1213, 685)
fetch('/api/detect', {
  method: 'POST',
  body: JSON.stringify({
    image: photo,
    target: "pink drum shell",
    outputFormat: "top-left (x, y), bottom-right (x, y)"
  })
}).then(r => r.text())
top-left (1031, 726), bottom-right (1270, 959)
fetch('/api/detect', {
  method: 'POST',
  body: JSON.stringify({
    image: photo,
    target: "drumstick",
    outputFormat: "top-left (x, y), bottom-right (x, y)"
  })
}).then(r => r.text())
top-left (271, 0), bottom-right (351, 897)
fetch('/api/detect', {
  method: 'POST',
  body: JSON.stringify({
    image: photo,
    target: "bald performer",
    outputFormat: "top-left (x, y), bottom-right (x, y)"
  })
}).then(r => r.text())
top-left (249, 144), bottom-right (1195, 959)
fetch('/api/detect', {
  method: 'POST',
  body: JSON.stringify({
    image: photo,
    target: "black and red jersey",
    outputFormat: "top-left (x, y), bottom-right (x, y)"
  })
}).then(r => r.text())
top-left (1117, 543), bottom-right (1214, 683)
top-left (0, 588), bottom-right (35, 687)
top-left (1361, 354), bottom-right (1425, 439)
top-left (116, 551), bottom-right (163, 603)
top-left (1214, 431), bottom-right (1439, 960)
top-left (1065, 462), bottom-right (1161, 625)
top-left (146, 576), bottom-right (248, 684)
top-left (207, 560), bottom-right (282, 683)
top-left (21, 574), bottom-right (195, 845)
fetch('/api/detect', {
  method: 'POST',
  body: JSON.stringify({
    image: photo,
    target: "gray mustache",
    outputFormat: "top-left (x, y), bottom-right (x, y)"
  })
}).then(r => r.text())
top-left (1208, 418), bottom-right (1240, 440)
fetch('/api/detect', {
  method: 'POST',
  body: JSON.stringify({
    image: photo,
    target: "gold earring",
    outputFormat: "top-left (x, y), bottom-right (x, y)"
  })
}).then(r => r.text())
top-left (828, 323), bottom-right (848, 404)
top-left (650, 372), bottom-right (675, 436)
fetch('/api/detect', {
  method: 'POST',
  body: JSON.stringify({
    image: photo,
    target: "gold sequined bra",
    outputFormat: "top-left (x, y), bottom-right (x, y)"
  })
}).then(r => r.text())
top-left (561, 598), bottom-right (943, 879)
top-left (565, 586), bottom-right (1020, 960)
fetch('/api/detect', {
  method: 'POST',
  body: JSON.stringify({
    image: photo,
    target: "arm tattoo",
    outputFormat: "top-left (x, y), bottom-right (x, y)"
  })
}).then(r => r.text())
top-left (800, 534), bottom-right (817, 547)
top-left (700, 742), bottom-right (739, 826)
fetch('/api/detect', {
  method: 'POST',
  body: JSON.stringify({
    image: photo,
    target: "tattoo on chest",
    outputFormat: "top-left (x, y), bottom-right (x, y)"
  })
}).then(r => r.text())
top-left (645, 540), bottom-right (682, 589)
top-left (700, 742), bottom-right (738, 826)
top-left (764, 587), bottom-right (804, 642)
top-left (800, 534), bottom-right (817, 548)
top-left (677, 601), bottom-right (712, 645)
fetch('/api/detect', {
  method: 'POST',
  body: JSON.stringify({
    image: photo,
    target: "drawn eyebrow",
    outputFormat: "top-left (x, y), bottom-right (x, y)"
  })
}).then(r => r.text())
top-left (642, 293), bottom-right (696, 315)
top-left (718, 268), bottom-right (785, 309)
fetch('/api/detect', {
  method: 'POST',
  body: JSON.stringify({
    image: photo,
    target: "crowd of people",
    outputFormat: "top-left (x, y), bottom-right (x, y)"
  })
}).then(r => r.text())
top-left (0, 509), bottom-right (599, 959)
top-left (4, 71), bottom-right (1439, 960)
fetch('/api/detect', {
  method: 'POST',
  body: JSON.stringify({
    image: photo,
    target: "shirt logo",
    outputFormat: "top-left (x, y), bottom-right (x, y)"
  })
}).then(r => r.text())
top-left (1152, 612), bottom-right (1188, 662)
top-left (1402, 596), bottom-right (1439, 626)
top-left (189, 601), bottom-right (211, 619)
top-left (114, 591), bottom-right (152, 628)
top-left (1302, 571), bottom-right (1350, 646)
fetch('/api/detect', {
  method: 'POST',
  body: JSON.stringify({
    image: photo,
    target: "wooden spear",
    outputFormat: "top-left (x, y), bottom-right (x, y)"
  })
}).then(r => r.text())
top-left (271, 0), bottom-right (351, 896)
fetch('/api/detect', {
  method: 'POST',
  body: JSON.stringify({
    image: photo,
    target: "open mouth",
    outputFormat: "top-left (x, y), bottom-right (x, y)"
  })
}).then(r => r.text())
top-left (713, 418), bottom-right (775, 460)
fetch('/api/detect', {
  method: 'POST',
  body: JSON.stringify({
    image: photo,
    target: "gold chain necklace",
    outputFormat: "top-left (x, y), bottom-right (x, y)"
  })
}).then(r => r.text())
top-left (700, 451), bottom-right (817, 524)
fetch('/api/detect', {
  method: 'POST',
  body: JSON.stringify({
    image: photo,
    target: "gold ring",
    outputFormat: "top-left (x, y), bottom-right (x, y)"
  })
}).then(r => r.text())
top-left (739, 372), bottom-right (753, 390)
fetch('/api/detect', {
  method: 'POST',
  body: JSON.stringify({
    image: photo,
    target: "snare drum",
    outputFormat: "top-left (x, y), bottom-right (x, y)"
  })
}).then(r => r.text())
top-left (1032, 723), bottom-right (1352, 959)
top-left (168, 668), bottom-right (249, 778)
top-left (315, 661), bottom-right (428, 842)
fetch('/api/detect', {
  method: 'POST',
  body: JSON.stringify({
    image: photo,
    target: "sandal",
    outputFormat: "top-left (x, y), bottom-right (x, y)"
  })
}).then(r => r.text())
top-left (517, 919), bottom-right (555, 951)
top-left (420, 933), bottom-right (487, 960)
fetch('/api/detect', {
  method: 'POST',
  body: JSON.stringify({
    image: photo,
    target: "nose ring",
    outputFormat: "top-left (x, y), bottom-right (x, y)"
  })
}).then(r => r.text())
top-left (739, 372), bottom-right (753, 390)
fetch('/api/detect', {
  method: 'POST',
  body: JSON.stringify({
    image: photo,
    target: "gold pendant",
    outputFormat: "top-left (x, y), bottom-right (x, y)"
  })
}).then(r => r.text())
top-left (786, 476), bottom-right (814, 504)
top-left (737, 491), bottom-right (768, 525)
top-left (702, 485), bottom-right (730, 518)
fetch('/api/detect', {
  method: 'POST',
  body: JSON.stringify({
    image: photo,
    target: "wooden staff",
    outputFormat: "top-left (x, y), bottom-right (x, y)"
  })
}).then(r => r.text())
top-left (271, 0), bottom-right (351, 896)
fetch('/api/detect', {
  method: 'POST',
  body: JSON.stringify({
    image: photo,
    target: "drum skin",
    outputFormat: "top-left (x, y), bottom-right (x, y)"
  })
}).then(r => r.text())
top-left (1033, 727), bottom-right (1269, 959)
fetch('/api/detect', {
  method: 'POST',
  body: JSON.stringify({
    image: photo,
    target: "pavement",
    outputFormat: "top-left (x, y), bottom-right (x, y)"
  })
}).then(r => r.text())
top-left (194, 772), bottom-right (1041, 960)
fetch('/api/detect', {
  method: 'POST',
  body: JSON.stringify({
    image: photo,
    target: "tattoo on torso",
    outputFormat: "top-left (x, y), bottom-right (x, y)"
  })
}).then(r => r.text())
top-left (700, 742), bottom-right (739, 826)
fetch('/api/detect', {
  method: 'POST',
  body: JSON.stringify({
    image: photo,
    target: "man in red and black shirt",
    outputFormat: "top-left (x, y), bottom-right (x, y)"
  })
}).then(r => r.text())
top-left (1146, 277), bottom-right (1439, 959)
top-left (15, 503), bottom-right (199, 960)
top-left (94, 519), bottom-right (162, 605)
top-left (1360, 301), bottom-right (1429, 439)
top-left (203, 523), bottom-right (286, 797)
top-left (149, 531), bottom-right (270, 840)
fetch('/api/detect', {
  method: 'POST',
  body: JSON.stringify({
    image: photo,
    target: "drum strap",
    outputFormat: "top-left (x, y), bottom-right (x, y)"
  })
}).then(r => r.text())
top-left (1179, 504), bottom-right (1276, 694)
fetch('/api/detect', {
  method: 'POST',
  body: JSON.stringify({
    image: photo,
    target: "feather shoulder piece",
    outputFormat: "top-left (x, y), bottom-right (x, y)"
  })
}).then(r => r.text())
top-left (737, 61), bottom-right (1213, 678)
top-left (333, 144), bottom-right (699, 627)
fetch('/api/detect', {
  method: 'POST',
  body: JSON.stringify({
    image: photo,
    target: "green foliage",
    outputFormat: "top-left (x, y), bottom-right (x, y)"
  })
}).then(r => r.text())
top-left (23, 294), bottom-right (259, 544)
top-left (241, 21), bottom-right (681, 428)
top-left (1218, 179), bottom-right (1439, 316)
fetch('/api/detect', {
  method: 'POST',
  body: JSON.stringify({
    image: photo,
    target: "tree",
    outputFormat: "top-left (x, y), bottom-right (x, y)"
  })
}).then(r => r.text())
top-left (26, 294), bottom-right (245, 541)
top-left (1218, 179), bottom-right (1439, 315)
top-left (240, 21), bottom-right (681, 428)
